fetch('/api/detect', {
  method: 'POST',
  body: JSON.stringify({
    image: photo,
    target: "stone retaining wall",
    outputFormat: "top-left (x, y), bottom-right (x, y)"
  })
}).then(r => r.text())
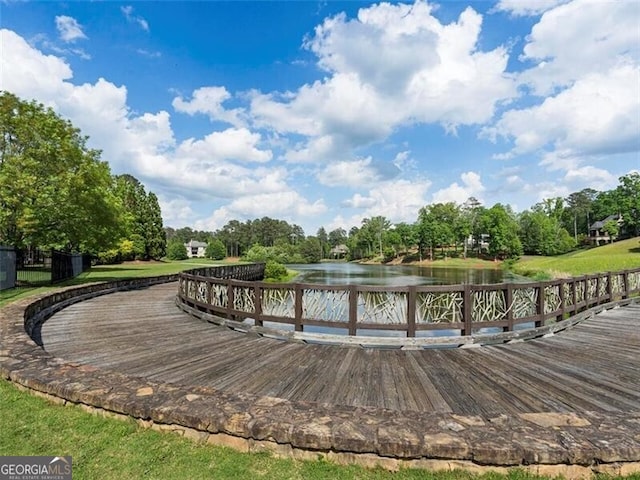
top-left (1, 279), bottom-right (639, 478)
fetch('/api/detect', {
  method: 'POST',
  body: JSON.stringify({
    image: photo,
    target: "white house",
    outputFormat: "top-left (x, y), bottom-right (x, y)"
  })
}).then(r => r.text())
top-left (184, 240), bottom-right (207, 258)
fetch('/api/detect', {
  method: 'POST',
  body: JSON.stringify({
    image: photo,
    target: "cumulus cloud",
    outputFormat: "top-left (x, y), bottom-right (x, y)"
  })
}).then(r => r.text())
top-left (493, 0), bottom-right (571, 16)
top-left (318, 157), bottom-right (395, 187)
top-left (431, 171), bottom-right (485, 204)
top-left (251, 0), bottom-right (516, 162)
top-left (518, 0), bottom-right (639, 95)
top-left (339, 178), bottom-right (431, 225)
top-left (121, 5), bottom-right (149, 32)
top-left (195, 192), bottom-right (327, 231)
top-left (55, 15), bottom-right (87, 43)
top-left (485, 64), bottom-right (640, 159)
top-left (176, 128), bottom-right (272, 163)
top-left (172, 86), bottom-right (245, 127)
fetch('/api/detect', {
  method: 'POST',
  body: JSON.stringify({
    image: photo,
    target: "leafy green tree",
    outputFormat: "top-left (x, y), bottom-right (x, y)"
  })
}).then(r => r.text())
top-left (299, 236), bottom-right (322, 263)
top-left (480, 204), bottom-right (523, 259)
top-left (393, 222), bottom-right (416, 254)
top-left (519, 210), bottom-right (575, 255)
top-left (565, 188), bottom-right (597, 241)
top-left (205, 239), bottom-right (226, 260)
top-left (602, 219), bottom-right (620, 243)
top-left (113, 175), bottom-right (166, 260)
top-left (0, 92), bottom-right (123, 252)
top-left (615, 172), bottom-right (640, 237)
top-left (166, 240), bottom-right (187, 260)
top-left (328, 228), bottom-right (347, 247)
top-left (316, 227), bottom-right (328, 259)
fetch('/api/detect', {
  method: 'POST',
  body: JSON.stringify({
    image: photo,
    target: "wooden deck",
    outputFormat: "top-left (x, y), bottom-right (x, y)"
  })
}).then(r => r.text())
top-left (40, 282), bottom-right (640, 417)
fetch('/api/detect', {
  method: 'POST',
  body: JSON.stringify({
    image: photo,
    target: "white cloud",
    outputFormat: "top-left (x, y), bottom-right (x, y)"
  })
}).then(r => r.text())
top-left (485, 64), bottom-right (640, 159)
top-left (158, 196), bottom-right (196, 226)
top-left (195, 192), bottom-right (327, 231)
top-left (431, 171), bottom-right (485, 204)
top-left (318, 157), bottom-right (383, 187)
top-left (340, 178), bottom-right (431, 224)
top-left (518, 0), bottom-right (640, 95)
top-left (55, 15), bottom-right (87, 43)
top-left (172, 86), bottom-right (245, 127)
top-left (564, 166), bottom-right (617, 191)
top-left (493, 0), bottom-right (570, 16)
top-left (251, 0), bottom-right (516, 163)
top-left (176, 128), bottom-right (272, 163)
top-left (121, 5), bottom-right (149, 32)
top-left (341, 193), bottom-right (377, 209)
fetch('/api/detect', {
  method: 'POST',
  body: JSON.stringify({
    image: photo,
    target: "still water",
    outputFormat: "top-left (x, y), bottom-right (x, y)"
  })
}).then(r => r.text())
top-left (287, 262), bottom-right (511, 286)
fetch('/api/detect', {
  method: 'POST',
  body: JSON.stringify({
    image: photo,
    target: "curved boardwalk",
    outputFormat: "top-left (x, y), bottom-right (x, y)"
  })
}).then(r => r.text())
top-left (41, 282), bottom-right (640, 417)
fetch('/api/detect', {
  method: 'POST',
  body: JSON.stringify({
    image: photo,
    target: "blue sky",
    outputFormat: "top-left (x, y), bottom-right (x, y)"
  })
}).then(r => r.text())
top-left (2, 0), bottom-right (639, 235)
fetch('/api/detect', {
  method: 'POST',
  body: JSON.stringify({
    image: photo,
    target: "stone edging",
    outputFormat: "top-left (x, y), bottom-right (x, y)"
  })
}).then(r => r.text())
top-left (1, 279), bottom-right (639, 478)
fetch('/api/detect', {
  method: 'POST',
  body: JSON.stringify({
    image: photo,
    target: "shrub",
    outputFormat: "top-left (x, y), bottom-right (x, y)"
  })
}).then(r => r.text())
top-left (205, 239), bottom-right (226, 260)
top-left (166, 240), bottom-right (187, 260)
top-left (264, 261), bottom-right (288, 281)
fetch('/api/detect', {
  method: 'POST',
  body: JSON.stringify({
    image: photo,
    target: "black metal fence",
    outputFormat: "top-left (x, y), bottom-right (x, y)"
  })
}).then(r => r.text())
top-left (0, 247), bottom-right (91, 291)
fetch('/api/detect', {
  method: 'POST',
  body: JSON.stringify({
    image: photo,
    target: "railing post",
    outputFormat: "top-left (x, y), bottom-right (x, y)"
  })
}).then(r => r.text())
top-left (606, 272), bottom-right (613, 303)
top-left (227, 279), bottom-right (234, 320)
top-left (294, 284), bottom-right (303, 332)
top-left (462, 284), bottom-right (472, 336)
top-left (254, 284), bottom-right (263, 327)
top-left (505, 283), bottom-right (514, 332)
top-left (348, 285), bottom-right (358, 336)
top-left (622, 270), bottom-right (629, 299)
top-left (536, 282), bottom-right (545, 328)
top-left (558, 279), bottom-right (566, 322)
top-left (407, 286), bottom-right (416, 337)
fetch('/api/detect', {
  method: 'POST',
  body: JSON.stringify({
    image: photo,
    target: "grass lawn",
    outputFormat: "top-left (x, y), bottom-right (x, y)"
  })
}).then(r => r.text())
top-left (514, 237), bottom-right (640, 279)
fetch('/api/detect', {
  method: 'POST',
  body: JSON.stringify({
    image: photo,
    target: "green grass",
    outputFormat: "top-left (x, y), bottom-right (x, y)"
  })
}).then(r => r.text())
top-left (514, 237), bottom-right (640, 278)
top-left (1, 378), bottom-right (612, 480)
top-left (0, 259), bottom-right (231, 307)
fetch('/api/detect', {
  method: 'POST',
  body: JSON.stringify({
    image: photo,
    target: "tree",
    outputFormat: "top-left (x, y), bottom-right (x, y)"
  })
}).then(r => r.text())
top-left (480, 204), bottom-right (523, 259)
top-left (519, 209), bottom-right (575, 255)
top-left (565, 188), bottom-right (597, 242)
top-left (299, 236), bottom-right (322, 263)
top-left (316, 227), bottom-right (328, 259)
top-left (602, 219), bottom-right (620, 243)
top-left (114, 175), bottom-right (166, 260)
top-left (166, 239), bottom-right (187, 260)
top-left (616, 173), bottom-right (640, 237)
top-left (328, 228), bottom-right (347, 247)
top-left (393, 223), bottom-right (416, 254)
top-left (205, 239), bottom-right (226, 260)
top-left (0, 92), bottom-right (123, 252)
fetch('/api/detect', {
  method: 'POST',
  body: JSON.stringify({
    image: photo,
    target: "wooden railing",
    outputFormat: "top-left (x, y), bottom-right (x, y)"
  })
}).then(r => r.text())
top-left (177, 266), bottom-right (640, 338)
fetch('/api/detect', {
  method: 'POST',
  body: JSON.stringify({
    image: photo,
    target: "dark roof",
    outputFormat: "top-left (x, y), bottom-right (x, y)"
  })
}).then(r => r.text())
top-left (590, 214), bottom-right (621, 230)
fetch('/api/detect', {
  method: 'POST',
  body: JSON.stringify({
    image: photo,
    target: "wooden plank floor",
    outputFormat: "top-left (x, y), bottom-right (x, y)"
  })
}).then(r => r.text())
top-left (40, 283), bottom-right (640, 416)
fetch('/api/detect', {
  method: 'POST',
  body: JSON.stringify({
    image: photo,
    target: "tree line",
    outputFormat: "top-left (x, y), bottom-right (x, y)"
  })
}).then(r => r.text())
top-left (165, 171), bottom-right (638, 264)
top-left (0, 92), bottom-right (166, 262)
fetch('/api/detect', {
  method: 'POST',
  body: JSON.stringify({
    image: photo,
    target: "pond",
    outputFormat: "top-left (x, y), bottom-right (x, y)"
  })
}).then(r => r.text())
top-left (287, 261), bottom-right (515, 286)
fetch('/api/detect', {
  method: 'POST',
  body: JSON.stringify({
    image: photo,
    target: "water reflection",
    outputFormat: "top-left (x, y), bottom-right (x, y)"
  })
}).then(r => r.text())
top-left (287, 262), bottom-right (510, 286)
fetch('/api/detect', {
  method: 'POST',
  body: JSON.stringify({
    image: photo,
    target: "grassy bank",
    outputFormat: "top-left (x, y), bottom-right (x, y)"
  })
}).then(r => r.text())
top-left (514, 237), bottom-right (640, 279)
